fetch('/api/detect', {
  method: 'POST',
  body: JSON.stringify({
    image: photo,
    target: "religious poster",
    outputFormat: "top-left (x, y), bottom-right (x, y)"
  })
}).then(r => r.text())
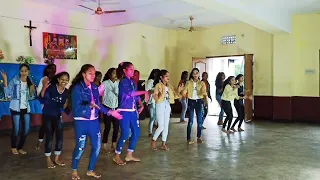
top-left (43, 32), bottom-right (77, 59)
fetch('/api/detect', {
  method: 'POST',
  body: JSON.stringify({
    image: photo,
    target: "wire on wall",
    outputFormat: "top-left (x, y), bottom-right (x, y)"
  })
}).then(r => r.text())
top-left (0, 15), bottom-right (100, 31)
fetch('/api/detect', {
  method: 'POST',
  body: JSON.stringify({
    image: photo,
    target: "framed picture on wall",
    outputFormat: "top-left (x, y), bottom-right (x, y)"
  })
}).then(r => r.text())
top-left (43, 32), bottom-right (77, 59)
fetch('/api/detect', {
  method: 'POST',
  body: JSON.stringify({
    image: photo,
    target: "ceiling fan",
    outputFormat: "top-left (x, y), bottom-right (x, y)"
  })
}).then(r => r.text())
top-left (79, 0), bottom-right (126, 15)
top-left (178, 16), bottom-right (199, 32)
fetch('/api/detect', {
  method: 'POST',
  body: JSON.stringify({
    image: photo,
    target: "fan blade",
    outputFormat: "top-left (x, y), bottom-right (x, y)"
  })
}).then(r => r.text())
top-left (103, 10), bottom-right (126, 14)
top-left (178, 27), bottom-right (187, 30)
top-left (79, 5), bottom-right (95, 11)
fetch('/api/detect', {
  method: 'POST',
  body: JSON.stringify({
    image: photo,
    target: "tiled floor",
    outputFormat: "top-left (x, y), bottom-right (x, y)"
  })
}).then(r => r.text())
top-left (0, 116), bottom-right (320, 180)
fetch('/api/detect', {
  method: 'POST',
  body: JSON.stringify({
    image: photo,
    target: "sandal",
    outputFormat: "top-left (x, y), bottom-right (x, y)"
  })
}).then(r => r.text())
top-left (71, 174), bottom-right (80, 180)
top-left (113, 157), bottom-right (126, 165)
top-left (11, 148), bottom-right (19, 155)
top-left (86, 172), bottom-right (101, 179)
top-left (18, 149), bottom-right (27, 155)
top-left (54, 161), bottom-right (66, 167)
top-left (125, 156), bottom-right (141, 162)
top-left (160, 145), bottom-right (169, 151)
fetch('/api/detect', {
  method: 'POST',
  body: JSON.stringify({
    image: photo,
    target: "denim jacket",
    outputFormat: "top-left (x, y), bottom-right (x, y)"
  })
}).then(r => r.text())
top-left (4, 75), bottom-right (35, 112)
top-left (118, 77), bottom-right (140, 110)
top-left (71, 80), bottom-right (110, 119)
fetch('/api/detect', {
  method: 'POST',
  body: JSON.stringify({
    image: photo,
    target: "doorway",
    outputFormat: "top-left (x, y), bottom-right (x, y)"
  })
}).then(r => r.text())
top-left (192, 54), bottom-right (254, 121)
top-left (207, 56), bottom-right (245, 117)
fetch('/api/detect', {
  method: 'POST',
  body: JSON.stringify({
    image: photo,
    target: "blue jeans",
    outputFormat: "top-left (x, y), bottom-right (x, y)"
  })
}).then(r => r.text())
top-left (180, 98), bottom-right (188, 121)
top-left (11, 109), bottom-right (30, 149)
top-left (187, 99), bottom-right (203, 140)
top-left (72, 119), bottom-right (101, 171)
top-left (44, 115), bottom-right (63, 156)
top-left (115, 111), bottom-right (140, 154)
top-left (148, 103), bottom-right (156, 134)
top-left (216, 94), bottom-right (224, 121)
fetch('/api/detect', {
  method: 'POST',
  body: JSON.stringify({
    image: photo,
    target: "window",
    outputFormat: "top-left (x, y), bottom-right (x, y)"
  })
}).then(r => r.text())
top-left (221, 35), bottom-right (236, 45)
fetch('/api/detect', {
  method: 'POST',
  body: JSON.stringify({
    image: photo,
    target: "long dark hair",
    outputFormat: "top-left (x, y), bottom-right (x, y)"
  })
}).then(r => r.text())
top-left (154, 69), bottom-right (168, 84)
top-left (189, 68), bottom-right (200, 80)
top-left (222, 76), bottom-right (235, 92)
top-left (103, 67), bottom-right (116, 81)
top-left (235, 74), bottom-right (243, 81)
top-left (148, 69), bottom-right (160, 87)
top-left (69, 64), bottom-right (94, 92)
top-left (117, 62), bottom-right (133, 79)
top-left (43, 64), bottom-right (56, 78)
top-left (181, 71), bottom-right (188, 80)
top-left (148, 69), bottom-right (160, 80)
top-left (68, 64), bottom-right (94, 110)
top-left (215, 72), bottom-right (225, 86)
top-left (19, 63), bottom-right (33, 87)
top-left (50, 71), bottom-right (70, 86)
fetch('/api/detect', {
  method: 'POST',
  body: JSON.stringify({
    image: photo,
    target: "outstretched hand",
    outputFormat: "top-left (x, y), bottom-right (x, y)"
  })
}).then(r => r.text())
top-left (0, 71), bottom-right (7, 81)
top-left (111, 110), bottom-right (123, 120)
top-left (91, 103), bottom-right (100, 109)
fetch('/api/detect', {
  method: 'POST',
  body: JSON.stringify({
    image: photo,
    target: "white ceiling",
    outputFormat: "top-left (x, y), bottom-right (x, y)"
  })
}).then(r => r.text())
top-left (29, 0), bottom-right (320, 33)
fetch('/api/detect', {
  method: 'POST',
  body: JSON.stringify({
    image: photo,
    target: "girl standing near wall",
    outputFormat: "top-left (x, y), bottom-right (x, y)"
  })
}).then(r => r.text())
top-left (178, 71), bottom-right (188, 123)
top-left (113, 62), bottom-right (149, 166)
top-left (180, 68), bottom-right (207, 144)
top-left (230, 74), bottom-right (245, 132)
top-left (36, 63), bottom-right (57, 149)
top-left (40, 72), bottom-right (69, 168)
top-left (100, 68), bottom-right (120, 152)
top-left (70, 64), bottom-right (122, 180)
top-left (215, 72), bottom-right (225, 125)
top-left (146, 69), bottom-right (160, 137)
top-left (220, 76), bottom-right (251, 134)
top-left (151, 69), bottom-right (182, 150)
top-left (1, 63), bottom-right (35, 155)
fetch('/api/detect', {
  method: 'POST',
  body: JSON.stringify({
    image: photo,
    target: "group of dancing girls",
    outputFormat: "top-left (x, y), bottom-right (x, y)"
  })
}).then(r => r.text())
top-left (0, 61), bottom-right (251, 179)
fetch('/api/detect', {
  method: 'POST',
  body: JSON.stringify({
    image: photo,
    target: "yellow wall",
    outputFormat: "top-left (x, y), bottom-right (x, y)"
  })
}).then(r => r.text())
top-left (2, 0), bottom-right (319, 97)
top-left (175, 23), bottom-right (274, 95)
top-left (0, 0), bottom-right (176, 81)
top-left (273, 14), bottom-right (320, 97)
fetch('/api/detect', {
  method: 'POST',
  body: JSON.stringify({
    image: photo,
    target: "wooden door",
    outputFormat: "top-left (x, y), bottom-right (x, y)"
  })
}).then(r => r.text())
top-left (244, 54), bottom-right (254, 121)
top-left (192, 57), bottom-right (207, 75)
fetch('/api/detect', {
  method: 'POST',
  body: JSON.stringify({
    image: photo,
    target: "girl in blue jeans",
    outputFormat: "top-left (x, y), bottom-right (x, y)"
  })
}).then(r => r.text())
top-left (146, 69), bottom-right (160, 137)
top-left (40, 71), bottom-right (69, 168)
top-left (113, 62), bottom-right (149, 166)
top-left (2, 63), bottom-right (35, 155)
top-left (70, 64), bottom-right (122, 180)
top-left (215, 72), bottom-right (225, 125)
top-left (178, 71), bottom-right (188, 122)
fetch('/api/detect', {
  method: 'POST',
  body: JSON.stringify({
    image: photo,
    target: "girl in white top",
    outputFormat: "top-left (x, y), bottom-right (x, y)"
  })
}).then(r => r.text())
top-left (99, 68), bottom-right (120, 152)
top-left (220, 76), bottom-right (251, 134)
top-left (145, 69), bottom-right (160, 137)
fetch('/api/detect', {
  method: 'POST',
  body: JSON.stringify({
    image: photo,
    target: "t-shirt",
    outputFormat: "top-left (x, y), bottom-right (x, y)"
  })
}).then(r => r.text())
top-left (42, 84), bottom-right (69, 116)
top-left (89, 85), bottom-right (97, 120)
top-left (20, 81), bottom-right (28, 109)
top-left (191, 82), bottom-right (200, 100)
top-left (165, 86), bottom-right (169, 101)
top-left (145, 79), bottom-right (155, 104)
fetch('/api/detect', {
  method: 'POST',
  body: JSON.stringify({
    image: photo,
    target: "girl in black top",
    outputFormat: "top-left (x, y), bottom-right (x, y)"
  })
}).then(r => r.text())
top-left (215, 72), bottom-right (225, 125)
top-left (231, 74), bottom-right (245, 132)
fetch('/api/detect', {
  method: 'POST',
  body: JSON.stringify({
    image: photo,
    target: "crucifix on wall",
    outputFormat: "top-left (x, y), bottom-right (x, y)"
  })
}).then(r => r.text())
top-left (24, 20), bottom-right (37, 46)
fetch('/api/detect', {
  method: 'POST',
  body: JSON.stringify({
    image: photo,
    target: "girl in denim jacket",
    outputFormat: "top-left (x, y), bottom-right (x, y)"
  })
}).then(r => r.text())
top-left (70, 64), bottom-right (122, 180)
top-left (113, 62), bottom-right (149, 166)
top-left (1, 63), bottom-right (35, 155)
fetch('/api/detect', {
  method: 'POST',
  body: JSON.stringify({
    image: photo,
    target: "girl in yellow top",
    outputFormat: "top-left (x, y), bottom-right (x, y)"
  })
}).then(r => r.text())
top-left (180, 68), bottom-right (207, 144)
top-left (221, 76), bottom-right (251, 134)
top-left (151, 70), bottom-right (182, 150)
